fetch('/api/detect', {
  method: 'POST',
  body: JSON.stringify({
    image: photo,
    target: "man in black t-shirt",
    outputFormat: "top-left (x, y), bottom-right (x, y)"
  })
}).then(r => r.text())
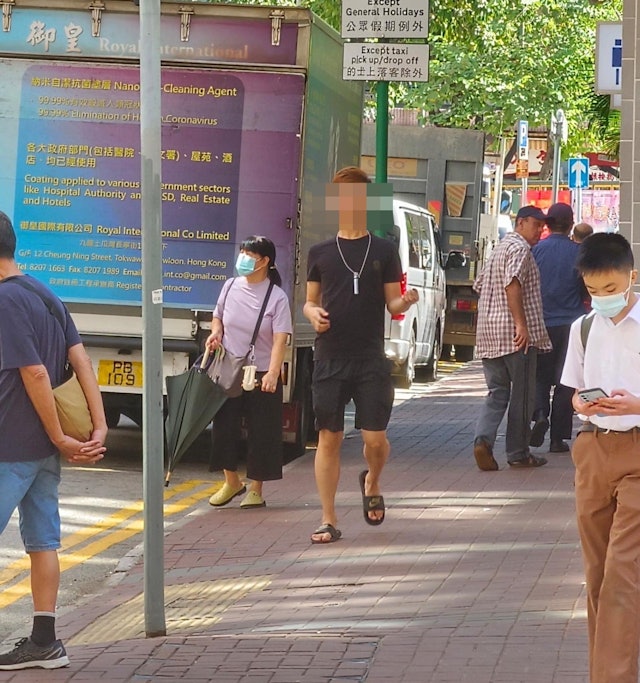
top-left (303, 167), bottom-right (419, 544)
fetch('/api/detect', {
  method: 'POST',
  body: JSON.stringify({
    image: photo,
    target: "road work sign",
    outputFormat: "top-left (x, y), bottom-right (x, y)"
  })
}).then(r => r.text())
top-left (343, 42), bottom-right (429, 81)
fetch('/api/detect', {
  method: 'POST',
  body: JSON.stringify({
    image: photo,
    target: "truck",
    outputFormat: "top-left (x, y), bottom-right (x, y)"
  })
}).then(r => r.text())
top-left (361, 122), bottom-right (488, 363)
top-left (0, 0), bottom-right (363, 456)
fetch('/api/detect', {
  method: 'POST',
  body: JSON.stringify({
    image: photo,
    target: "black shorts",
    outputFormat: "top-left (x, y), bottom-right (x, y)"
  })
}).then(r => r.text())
top-left (312, 357), bottom-right (394, 433)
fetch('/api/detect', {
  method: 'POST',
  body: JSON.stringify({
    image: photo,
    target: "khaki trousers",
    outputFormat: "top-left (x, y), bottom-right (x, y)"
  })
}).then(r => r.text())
top-left (572, 429), bottom-right (640, 683)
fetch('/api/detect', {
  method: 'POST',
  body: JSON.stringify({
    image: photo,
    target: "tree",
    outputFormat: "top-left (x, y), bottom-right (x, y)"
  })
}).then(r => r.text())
top-left (216, 0), bottom-right (621, 154)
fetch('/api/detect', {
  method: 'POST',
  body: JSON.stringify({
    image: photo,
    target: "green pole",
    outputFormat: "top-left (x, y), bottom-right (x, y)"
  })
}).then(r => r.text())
top-left (375, 80), bottom-right (388, 183)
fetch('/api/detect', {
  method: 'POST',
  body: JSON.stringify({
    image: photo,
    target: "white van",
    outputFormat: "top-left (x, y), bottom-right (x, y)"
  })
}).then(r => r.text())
top-left (383, 200), bottom-right (448, 388)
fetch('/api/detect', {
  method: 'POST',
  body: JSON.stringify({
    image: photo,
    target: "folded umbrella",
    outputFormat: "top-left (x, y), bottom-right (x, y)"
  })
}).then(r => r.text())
top-left (164, 348), bottom-right (227, 486)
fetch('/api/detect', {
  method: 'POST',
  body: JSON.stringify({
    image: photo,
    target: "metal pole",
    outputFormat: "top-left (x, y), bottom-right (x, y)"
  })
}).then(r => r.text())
top-left (551, 133), bottom-right (561, 203)
top-left (139, 0), bottom-right (166, 637)
top-left (575, 186), bottom-right (583, 223)
top-left (521, 176), bottom-right (528, 206)
top-left (493, 136), bottom-right (506, 217)
top-left (375, 80), bottom-right (388, 184)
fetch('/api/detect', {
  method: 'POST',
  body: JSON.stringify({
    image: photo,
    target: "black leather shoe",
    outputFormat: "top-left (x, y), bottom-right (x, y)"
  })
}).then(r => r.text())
top-left (550, 440), bottom-right (570, 453)
top-left (529, 417), bottom-right (549, 447)
top-left (508, 454), bottom-right (548, 468)
top-left (473, 437), bottom-right (499, 471)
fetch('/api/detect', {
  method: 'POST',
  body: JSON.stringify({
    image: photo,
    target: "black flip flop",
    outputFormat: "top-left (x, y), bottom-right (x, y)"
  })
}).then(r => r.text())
top-left (310, 524), bottom-right (342, 544)
top-left (359, 470), bottom-right (385, 526)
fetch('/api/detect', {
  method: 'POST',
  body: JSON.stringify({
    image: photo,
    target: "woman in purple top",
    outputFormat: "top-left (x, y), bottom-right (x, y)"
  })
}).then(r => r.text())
top-left (205, 236), bottom-right (292, 509)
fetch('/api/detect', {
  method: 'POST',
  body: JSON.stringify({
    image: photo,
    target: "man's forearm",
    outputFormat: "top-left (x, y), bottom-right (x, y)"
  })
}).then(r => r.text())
top-left (19, 365), bottom-right (65, 444)
top-left (505, 279), bottom-right (526, 326)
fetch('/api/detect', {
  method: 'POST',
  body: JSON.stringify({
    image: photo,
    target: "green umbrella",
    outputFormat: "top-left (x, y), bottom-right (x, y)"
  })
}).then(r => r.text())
top-left (164, 348), bottom-right (227, 486)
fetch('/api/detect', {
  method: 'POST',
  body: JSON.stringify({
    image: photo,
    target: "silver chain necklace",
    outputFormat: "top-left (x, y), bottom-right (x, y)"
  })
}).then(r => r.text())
top-left (335, 232), bottom-right (371, 295)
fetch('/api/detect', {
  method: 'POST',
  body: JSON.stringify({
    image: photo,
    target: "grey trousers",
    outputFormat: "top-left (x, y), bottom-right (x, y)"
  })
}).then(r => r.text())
top-left (475, 349), bottom-right (538, 462)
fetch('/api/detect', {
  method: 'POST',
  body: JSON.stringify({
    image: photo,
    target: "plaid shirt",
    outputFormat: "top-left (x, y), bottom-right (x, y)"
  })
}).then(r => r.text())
top-left (474, 232), bottom-right (551, 359)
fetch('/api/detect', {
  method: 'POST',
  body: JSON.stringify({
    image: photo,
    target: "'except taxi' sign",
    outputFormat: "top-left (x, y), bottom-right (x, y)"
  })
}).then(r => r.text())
top-left (342, 42), bottom-right (429, 82)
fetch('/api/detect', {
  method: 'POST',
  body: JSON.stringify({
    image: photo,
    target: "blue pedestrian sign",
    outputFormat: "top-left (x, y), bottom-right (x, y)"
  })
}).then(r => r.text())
top-left (568, 158), bottom-right (590, 189)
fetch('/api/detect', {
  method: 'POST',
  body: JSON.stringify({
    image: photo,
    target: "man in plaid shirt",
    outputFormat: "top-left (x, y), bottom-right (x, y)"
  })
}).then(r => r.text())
top-left (473, 205), bottom-right (552, 470)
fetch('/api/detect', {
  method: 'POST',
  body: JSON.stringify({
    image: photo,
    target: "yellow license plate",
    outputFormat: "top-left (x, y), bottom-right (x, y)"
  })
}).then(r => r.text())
top-left (98, 360), bottom-right (143, 388)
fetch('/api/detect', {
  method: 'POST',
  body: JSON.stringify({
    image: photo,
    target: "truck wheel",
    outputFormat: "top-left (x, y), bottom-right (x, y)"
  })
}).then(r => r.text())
top-left (424, 329), bottom-right (440, 383)
top-left (284, 349), bottom-right (315, 462)
top-left (105, 407), bottom-right (121, 429)
top-left (395, 329), bottom-right (416, 389)
top-left (455, 345), bottom-right (475, 362)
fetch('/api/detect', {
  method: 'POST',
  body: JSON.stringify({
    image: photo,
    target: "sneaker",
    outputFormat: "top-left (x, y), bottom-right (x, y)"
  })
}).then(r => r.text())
top-left (473, 437), bottom-right (499, 471)
top-left (0, 637), bottom-right (70, 670)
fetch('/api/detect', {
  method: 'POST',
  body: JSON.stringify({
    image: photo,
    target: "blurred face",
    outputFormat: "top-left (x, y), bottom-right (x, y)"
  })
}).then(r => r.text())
top-left (325, 183), bottom-right (368, 224)
top-left (517, 217), bottom-right (546, 246)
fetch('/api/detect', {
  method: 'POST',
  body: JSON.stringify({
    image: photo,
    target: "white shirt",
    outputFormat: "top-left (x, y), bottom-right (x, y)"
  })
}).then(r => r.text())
top-left (561, 299), bottom-right (640, 431)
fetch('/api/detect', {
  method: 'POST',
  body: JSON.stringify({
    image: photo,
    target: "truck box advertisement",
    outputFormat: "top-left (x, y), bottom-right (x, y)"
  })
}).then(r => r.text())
top-left (0, 8), bottom-right (305, 309)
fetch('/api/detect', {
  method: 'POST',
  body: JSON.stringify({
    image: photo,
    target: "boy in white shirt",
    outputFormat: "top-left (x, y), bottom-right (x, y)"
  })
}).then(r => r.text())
top-left (561, 232), bottom-right (640, 683)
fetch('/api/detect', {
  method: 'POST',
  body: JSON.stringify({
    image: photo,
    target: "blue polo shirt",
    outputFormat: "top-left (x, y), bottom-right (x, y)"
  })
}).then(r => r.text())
top-left (532, 233), bottom-right (586, 327)
top-left (0, 275), bottom-right (81, 462)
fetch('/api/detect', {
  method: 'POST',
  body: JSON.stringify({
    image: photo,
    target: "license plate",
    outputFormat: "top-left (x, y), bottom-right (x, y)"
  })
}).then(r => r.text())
top-left (98, 360), bottom-right (143, 388)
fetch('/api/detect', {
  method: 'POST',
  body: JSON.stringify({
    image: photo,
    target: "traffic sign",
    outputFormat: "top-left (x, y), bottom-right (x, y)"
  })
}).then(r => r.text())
top-left (343, 42), bottom-right (429, 81)
top-left (342, 0), bottom-right (429, 39)
top-left (596, 22), bottom-right (622, 94)
top-left (515, 159), bottom-right (529, 180)
top-left (568, 158), bottom-right (590, 189)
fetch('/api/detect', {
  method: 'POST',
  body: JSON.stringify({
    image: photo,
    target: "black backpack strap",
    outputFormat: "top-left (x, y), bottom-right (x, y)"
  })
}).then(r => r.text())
top-left (580, 312), bottom-right (595, 350)
top-left (2, 275), bottom-right (67, 335)
top-left (250, 281), bottom-right (275, 347)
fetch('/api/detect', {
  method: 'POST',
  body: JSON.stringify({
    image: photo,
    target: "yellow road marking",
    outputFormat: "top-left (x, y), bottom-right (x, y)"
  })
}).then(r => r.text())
top-left (0, 479), bottom-right (221, 609)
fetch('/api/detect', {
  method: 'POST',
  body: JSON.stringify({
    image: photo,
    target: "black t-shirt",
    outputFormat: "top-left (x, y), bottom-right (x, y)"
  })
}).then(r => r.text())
top-left (307, 234), bottom-right (402, 360)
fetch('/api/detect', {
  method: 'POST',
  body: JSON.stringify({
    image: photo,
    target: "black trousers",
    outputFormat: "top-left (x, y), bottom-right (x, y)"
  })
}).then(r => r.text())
top-left (534, 324), bottom-right (574, 441)
top-left (210, 377), bottom-right (283, 482)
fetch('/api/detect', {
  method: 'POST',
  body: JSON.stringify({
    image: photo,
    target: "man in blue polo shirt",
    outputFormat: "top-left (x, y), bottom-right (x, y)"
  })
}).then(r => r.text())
top-left (530, 202), bottom-right (588, 452)
top-left (0, 211), bottom-right (107, 670)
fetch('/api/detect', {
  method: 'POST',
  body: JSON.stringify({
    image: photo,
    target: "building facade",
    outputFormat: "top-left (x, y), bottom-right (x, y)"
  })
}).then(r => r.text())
top-left (620, 1), bottom-right (637, 245)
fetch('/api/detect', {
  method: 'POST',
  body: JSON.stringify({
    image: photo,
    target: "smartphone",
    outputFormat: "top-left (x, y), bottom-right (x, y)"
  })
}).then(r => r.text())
top-left (578, 388), bottom-right (609, 403)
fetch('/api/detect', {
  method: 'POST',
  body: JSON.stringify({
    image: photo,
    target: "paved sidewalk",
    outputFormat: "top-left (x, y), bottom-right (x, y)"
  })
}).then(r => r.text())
top-left (0, 362), bottom-right (588, 682)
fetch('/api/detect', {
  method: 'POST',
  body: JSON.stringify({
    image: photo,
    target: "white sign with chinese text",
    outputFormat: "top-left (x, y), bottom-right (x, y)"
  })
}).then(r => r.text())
top-left (342, 0), bottom-right (429, 39)
top-left (342, 42), bottom-right (429, 82)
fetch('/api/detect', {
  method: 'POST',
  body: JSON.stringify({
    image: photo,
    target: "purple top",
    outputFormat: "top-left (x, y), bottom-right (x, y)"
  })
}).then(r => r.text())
top-left (213, 278), bottom-right (292, 371)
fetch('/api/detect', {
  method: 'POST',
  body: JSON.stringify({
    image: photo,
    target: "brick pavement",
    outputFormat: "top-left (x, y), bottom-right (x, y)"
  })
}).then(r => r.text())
top-left (0, 362), bottom-right (588, 682)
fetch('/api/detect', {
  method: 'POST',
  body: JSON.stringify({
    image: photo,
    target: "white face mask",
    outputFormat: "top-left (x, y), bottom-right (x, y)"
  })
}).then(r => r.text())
top-left (591, 274), bottom-right (633, 318)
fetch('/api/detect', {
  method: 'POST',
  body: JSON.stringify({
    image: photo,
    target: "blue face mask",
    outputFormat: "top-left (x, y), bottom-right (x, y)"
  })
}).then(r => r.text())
top-left (591, 276), bottom-right (632, 318)
top-left (235, 253), bottom-right (257, 277)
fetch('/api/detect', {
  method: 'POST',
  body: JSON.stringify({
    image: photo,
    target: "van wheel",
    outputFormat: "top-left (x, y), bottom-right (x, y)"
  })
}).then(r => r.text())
top-left (396, 329), bottom-right (416, 389)
top-left (425, 331), bottom-right (440, 382)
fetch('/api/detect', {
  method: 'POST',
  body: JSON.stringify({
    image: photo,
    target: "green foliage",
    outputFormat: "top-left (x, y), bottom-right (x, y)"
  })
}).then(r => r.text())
top-left (209, 0), bottom-right (621, 153)
top-left (401, 0), bottom-right (623, 152)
